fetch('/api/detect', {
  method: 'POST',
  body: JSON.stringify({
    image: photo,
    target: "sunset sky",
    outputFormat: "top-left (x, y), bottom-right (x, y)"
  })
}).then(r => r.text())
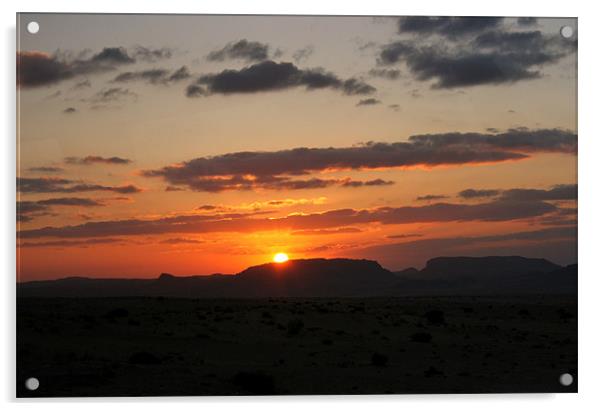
top-left (17, 14), bottom-right (577, 281)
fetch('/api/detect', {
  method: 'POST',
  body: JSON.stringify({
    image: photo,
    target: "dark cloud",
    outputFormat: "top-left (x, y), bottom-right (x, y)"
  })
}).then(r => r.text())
top-left (472, 30), bottom-right (560, 56)
top-left (17, 177), bottom-right (142, 194)
top-left (365, 178), bottom-right (395, 186)
top-left (89, 47), bottom-right (135, 65)
top-left (17, 215), bottom-right (37, 223)
top-left (112, 66), bottom-right (191, 85)
top-left (71, 79), bottom-right (91, 90)
top-left (63, 107), bottom-right (77, 114)
top-left (131, 46), bottom-right (174, 62)
top-left (36, 198), bottom-right (104, 207)
top-left (517, 17), bottom-right (538, 26)
top-left (397, 17), bottom-right (504, 39)
top-left (458, 189), bottom-right (501, 199)
top-left (17, 201), bottom-right (49, 222)
top-left (458, 184), bottom-right (577, 202)
top-left (386, 233), bottom-right (423, 239)
top-left (18, 196), bottom-right (557, 240)
top-left (17, 212), bottom-right (247, 239)
top-left (369, 68), bottom-right (402, 80)
top-left (143, 128), bottom-right (575, 192)
top-left (185, 84), bottom-right (206, 97)
top-left (160, 238), bottom-right (204, 244)
top-left (156, 175), bottom-right (392, 192)
top-left (64, 156), bottom-right (132, 165)
top-left (17, 51), bottom-right (74, 88)
top-left (407, 128), bottom-right (576, 154)
top-left (379, 24), bottom-right (575, 88)
top-left (197, 205), bottom-right (218, 211)
top-left (18, 238), bottom-right (124, 248)
top-left (379, 41), bottom-right (541, 88)
top-left (536, 208), bottom-right (577, 227)
top-left (292, 46), bottom-right (314, 63)
top-left (187, 60), bottom-right (375, 97)
top-left (341, 178), bottom-right (394, 187)
top-left (17, 197), bottom-right (105, 222)
top-left (28, 166), bottom-right (64, 173)
top-left (500, 184), bottom-right (577, 201)
top-left (266, 177), bottom-right (341, 191)
top-left (113, 69), bottom-right (169, 84)
top-left (207, 40), bottom-right (270, 62)
top-left (416, 194), bottom-right (448, 201)
top-left (292, 227), bottom-right (362, 236)
top-left (356, 98), bottom-right (381, 106)
top-left (341, 78), bottom-right (376, 95)
top-left (88, 87), bottom-right (137, 104)
top-left (18, 47), bottom-right (136, 88)
top-left (165, 185), bottom-right (186, 192)
top-left (168, 66), bottom-right (192, 81)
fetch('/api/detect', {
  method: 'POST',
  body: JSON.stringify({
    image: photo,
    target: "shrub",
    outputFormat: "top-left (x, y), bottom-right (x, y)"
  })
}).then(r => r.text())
top-left (411, 332), bottom-right (433, 343)
top-left (424, 310), bottom-right (445, 325)
top-left (286, 318), bottom-right (304, 336)
top-left (371, 352), bottom-right (388, 367)
top-left (129, 351), bottom-right (161, 365)
top-left (424, 366), bottom-right (444, 377)
top-left (104, 308), bottom-right (129, 321)
top-left (232, 371), bottom-right (276, 395)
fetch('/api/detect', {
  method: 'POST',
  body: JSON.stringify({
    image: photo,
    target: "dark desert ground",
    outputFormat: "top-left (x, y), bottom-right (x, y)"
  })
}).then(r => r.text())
top-left (16, 257), bottom-right (577, 397)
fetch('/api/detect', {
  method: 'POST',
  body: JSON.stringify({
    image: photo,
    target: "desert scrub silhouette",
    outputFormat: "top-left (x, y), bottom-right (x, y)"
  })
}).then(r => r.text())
top-left (286, 318), bottom-right (304, 336)
top-left (232, 371), bottom-right (276, 395)
top-left (128, 351), bottom-right (161, 365)
top-left (425, 310), bottom-right (445, 325)
top-left (411, 331), bottom-right (433, 343)
top-left (103, 308), bottom-right (128, 321)
top-left (371, 352), bottom-right (388, 366)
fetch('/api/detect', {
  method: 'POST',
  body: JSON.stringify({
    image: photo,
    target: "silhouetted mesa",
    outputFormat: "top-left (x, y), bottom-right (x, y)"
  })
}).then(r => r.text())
top-left (17, 256), bottom-right (576, 298)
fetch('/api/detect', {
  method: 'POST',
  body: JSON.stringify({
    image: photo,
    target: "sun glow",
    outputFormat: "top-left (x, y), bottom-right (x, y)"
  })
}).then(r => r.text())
top-left (273, 252), bottom-right (289, 263)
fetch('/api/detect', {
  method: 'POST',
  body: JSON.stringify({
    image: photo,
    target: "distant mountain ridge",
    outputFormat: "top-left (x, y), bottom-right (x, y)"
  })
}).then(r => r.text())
top-left (17, 256), bottom-right (577, 298)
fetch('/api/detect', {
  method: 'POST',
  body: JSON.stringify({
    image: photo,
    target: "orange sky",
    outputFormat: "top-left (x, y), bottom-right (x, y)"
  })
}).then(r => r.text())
top-left (17, 14), bottom-right (577, 281)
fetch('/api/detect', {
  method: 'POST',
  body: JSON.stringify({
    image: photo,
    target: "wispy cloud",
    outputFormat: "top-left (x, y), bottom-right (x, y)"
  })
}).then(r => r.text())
top-left (18, 46), bottom-right (175, 88)
top-left (17, 197), bottom-right (105, 222)
top-left (207, 39), bottom-right (270, 63)
top-left (17, 177), bottom-right (142, 194)
top-left (143, 128), bottom-right (575, 192)
top-left (18, 193), bottom-right (559, 240)
top-left (112, 66), bottom-right (191, 85)
top-left (64, 156), bottom-right (132, 165)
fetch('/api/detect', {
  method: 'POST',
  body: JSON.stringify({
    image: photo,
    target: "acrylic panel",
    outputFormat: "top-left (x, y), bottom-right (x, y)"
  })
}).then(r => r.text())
top-left (16, 13), bottom-right (577, 397)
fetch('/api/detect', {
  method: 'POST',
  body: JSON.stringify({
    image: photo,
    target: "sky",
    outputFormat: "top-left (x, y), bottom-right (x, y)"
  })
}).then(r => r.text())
top-left (16, 14), bottom-right (577, 281)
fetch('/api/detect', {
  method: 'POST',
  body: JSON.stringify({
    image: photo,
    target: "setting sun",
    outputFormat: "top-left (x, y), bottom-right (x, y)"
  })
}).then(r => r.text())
top-left (273, 253), bottom-right (289, 263)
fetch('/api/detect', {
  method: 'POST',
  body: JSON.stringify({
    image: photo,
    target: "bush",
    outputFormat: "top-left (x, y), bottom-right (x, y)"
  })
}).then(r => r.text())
top-left (232, 371), bottom-right (276, 395)
top-left (128, 351), bottom-right (161, 365)
top-left (424, 310), bottom-right (445, 325)
top-left (371, 352), bottom-right (388, 367)
top-left (104, 308), bottom-right (129, 321)
top-left (286, 318), bottom-right (304, 336)
top-left (411, 332), bottom-right (433, 343)
top-left (424, 366), bottom-right (444, 377)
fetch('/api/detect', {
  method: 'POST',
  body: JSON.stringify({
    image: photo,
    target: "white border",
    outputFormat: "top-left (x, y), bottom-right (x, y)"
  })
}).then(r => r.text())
top-left (3, 0), bottom-right (601, 409)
